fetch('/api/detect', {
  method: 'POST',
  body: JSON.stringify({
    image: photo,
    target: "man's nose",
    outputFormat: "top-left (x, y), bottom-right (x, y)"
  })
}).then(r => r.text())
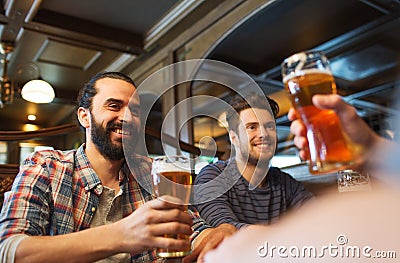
top-left (120, 109), bottom-right (133, 123)
top-left (259, 125), bottom-right (269, 137)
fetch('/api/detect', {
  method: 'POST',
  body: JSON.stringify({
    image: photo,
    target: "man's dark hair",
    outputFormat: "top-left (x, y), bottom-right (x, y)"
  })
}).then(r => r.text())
top-left (76, 71), bottom-right (136, 131)
top-left (226, 93), bottom-right (279, 132)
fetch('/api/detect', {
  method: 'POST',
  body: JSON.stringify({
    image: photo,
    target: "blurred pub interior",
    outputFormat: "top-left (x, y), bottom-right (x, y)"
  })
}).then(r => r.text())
top-left (0, 0), bottom-right (399, 199)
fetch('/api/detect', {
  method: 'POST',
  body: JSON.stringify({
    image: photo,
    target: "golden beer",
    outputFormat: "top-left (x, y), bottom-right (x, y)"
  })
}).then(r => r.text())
top-left (283, 68), bottom-right (356, 174)
top-left (155, 171), bottom-right (192, 193)
top-left (152, 156), bottom-right (192, 258)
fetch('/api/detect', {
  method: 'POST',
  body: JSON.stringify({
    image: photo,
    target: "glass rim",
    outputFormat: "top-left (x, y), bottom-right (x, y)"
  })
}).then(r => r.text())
top-left (282, 50), bottom-right (326, 64)
top-left (281, 50), bottom-right (331, 80)
top-left (153, 155), bottom-right (189, 163)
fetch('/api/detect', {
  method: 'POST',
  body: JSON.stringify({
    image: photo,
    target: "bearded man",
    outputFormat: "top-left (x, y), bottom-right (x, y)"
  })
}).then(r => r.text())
top-left (0, 72), bottom-right (233, 263)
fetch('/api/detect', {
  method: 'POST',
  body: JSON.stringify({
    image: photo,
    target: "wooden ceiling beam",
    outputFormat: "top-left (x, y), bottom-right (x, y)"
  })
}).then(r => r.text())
top-left (0, 0), bottom-right (42, 44)
top-left (28, 9), bottom-right (143, 55)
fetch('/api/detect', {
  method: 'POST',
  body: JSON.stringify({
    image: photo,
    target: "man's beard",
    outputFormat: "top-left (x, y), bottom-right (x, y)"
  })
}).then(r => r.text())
top-left (240, 148), bottom-right (269, 168)
top-left (91, 119), bottom-right (125, 160)
top-left (239, 141), bottom-right (273, 168)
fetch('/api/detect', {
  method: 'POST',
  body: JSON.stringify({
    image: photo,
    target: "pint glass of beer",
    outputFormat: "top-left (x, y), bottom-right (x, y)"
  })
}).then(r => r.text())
top-left (281, 51), bottom-right (356, 174)
top-left (151, 155), bottom-right (192, 258)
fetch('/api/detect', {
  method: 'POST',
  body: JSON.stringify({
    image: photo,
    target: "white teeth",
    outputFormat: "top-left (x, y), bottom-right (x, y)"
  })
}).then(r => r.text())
top-left (255, 143), bottom-right (270, 148)
top-left (114, 129), bottom-right (129, 135)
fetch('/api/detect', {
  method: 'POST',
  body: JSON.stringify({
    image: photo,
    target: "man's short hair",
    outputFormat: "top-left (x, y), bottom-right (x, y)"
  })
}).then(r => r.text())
top-left (226, 93), bottom-right (279, 132)
top-left (76, 71), bottom-right (136, 131)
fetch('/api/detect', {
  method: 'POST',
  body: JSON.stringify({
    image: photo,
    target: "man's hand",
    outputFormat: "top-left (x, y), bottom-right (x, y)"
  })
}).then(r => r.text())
top-left (288, 94), bottom-right (382, 162)
top-left (14, 196), bottom-right (193, 263)
top-left (182, 223), bottom-right (236, 263)
top-left (116, 196), bottom-right (193, 254)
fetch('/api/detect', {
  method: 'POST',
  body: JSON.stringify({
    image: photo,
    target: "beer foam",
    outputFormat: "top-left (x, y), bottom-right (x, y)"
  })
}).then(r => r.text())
top-left (282, 68), bottom-right (332, 83)
top-left (152, 156), bottom-right (190, 173)
top-left (157, 162), bottom-right (190, 172)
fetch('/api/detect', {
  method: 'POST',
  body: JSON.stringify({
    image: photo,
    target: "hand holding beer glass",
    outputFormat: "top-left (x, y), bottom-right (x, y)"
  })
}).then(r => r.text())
top-left (151, 155), bottom-right (192, 258)
top-left (282, 51), bottom-right (357, 174)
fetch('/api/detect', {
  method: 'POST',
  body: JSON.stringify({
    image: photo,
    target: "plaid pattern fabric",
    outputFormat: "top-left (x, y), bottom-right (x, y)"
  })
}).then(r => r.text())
top-left (0, 144), bottom-right (208, 262)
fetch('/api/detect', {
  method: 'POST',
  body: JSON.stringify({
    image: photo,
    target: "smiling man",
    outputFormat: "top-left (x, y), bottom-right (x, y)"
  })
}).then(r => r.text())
top-left (194, 93), bottom-right (314, 230)
top-left (0, 72), bottom-right (231, 263)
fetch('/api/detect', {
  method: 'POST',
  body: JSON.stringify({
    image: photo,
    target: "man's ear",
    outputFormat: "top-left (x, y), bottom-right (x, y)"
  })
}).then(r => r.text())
top-left (229, 130), bottom-right (239, 147)
top-left (77, 107), bottom-right (91, 129)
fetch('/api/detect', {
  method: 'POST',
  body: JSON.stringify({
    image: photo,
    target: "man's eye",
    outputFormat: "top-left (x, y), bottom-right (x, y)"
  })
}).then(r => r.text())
top-left (108, 104), bottom-right (120, 110)
top-left (130, 109), bottom-right (140, 116)
top-left (265, 124), bottom-right (275, 130)
top-left (129, 106), bottom-right (140, 116)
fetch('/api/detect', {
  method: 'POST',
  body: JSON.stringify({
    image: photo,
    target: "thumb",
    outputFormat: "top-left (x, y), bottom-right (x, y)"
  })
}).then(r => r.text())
top-left (312, 94), bottom-right (356, 123)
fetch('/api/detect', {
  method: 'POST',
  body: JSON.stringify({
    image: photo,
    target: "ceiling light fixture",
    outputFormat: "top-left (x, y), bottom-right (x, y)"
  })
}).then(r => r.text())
top-left (27, 114), bottom-right (37, 121)
top-left (21, 79), bottom-right (55, 103)
top-left (20, 63), bottom-right (55, 104)
top-left (0, 42), bottom-right (55, 107)
top-left (0, 42), bottom-right (14, 108)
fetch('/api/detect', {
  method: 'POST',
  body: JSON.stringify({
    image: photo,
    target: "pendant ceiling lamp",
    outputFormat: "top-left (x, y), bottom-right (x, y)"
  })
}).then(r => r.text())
top-left (21, 79), bottom-right (55, 103)
top-left (20, 64), bottom-right (55, 104)
top-left (0, 42), bottom-right (55, 107)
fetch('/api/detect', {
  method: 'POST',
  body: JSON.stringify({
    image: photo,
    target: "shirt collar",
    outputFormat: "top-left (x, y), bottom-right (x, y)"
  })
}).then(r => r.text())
top-left (75, 144), bottom-right (153, 194)
top-left (75, 144), bottom-right (102, 192)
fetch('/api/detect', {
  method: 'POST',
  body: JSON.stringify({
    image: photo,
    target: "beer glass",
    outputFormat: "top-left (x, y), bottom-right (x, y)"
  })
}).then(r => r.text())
top-left (281, 51), bottom-right (357, 174)
top-left (151, 155), bottom-right (192, 258)
top-left (337, 169), bottom-right (371, 192)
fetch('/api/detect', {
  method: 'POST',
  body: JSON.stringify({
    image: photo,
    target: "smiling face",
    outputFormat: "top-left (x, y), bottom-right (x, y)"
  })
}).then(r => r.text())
top-left (86, 77), bottom-right (140, 160)
top-left (230, 107), bottom-right (277, 167)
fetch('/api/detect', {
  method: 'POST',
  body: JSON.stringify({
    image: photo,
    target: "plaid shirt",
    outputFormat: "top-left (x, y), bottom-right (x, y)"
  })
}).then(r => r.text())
top-left (0, 144), bottom-right (208, 262)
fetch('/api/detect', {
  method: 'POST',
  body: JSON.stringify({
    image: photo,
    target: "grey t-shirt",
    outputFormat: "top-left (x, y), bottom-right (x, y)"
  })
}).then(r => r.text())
top-left (194, 160), bottom-right (314, 229)
top-left (91, 185), bottom-right (131, 263)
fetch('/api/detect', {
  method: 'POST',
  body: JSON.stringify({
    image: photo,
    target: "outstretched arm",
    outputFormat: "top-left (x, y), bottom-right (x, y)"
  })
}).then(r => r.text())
top-left (14, 197), bottom-right (192, 263)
